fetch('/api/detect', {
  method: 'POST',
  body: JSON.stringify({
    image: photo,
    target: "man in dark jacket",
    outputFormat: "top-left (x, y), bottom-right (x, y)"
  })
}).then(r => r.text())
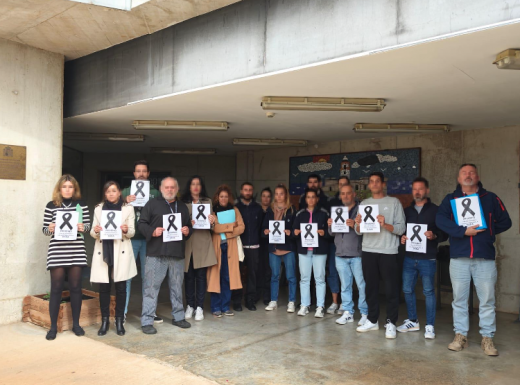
top-left (298, 174), bottom-right (329, 211)
top-left (436, 164), bottom-right (511, 356)
top-left (138, 177), bottom-right (193, 334)
top-left (397, 177), bottom-right (447, 339)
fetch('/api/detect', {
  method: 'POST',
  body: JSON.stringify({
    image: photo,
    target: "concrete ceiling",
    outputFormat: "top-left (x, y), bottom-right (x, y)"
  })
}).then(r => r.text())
top-left (0, 0), bottom-right (241, 60)
top-left (63, 21), bottom-right (520, 154)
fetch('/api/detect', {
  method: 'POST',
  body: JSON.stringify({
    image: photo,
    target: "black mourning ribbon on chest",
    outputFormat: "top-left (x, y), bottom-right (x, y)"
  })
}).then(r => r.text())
top-left (167, 215), bottom-right (177, 231)
top-left (410, 225), bottom-right (422, 242)
top-left (135, 181), bottom-right (146, 197)
top-left (304, 224), bottom-right (314, 239)
top-left (105, 212), bottom-right (117, 229)
top-left (461, 198), bottom-right (475, 217)
top-left (364, 206), bottom-right (375, 222)
top-left (60, 213), bottom-right (73, 230)
top-left (272, 221), bottom-right (282, 235)
top-left (334, 208), bottom-right (345, 223)
top-left (196, 205), bottom-right (207, 220)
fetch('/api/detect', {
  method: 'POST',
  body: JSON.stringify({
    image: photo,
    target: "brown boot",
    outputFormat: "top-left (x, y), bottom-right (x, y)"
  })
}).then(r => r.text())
top-left (448, 333), bottom-right (468, 351)
top-left (481, 337), bottom-right (499, 356)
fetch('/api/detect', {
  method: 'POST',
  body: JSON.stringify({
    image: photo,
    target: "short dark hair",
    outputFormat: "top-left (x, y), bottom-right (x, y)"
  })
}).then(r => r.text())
top-left (241, 182), bottom-right (254, 190)
top-left (459, 163), bottom-right (477, 171)
top-left (304, 187), bottom-right (318, 199)
top-left (261, 187), bottom-right (272, 197)
top-left (338, 176), bottom-right (350, 184)
top-left (134, 160), bottom-right (149, 172)
top-left (412, 177), bottom-right (429, 189)
top-left (308, 174), bottom-right (321, 182)
top-left (369, 172), bottom-right (385, 183)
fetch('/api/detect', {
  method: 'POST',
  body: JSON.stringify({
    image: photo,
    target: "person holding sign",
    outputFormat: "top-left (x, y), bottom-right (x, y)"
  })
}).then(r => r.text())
top-left (293, 188), bottom-right (330, 318)
top-left (207, 185), bottom-right (245, 317)
top-left (90, 181), bottom-right (137, 337)
top-left (397, 177), bottom-right (447, 339)
top-left (42, 174), bottom-right (90, 340)
top-left (258, 187), bottom-right (273, 306)
top-left (261, 184), bottom-right (297, 313)
top-left (436, 164), bottom-right (511, 356)
top-left (138, 177), bottom-right (192, 334)
top-left (180, 176), bottom-right (217, 322)
top-left (354, 172), bottom-right (405, 339)
top-left (327, 185), bottom-right (367, 326)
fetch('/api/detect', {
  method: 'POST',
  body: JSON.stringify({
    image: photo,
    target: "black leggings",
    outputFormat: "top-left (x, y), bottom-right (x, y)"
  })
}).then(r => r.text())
top-left (49, 266), bottom-right (83, 331)
top-left (99, 270), bottom-right (127, 318)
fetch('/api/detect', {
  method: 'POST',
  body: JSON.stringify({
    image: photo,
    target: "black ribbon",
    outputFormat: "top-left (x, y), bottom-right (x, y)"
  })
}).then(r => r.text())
top-left (334, 208), bottom-right (345, 223)
top-left (196, 205), bottom-right (207, 220)
top-left (364, 206), bottom-right (375, 222)
top-left (60, 213), bottom-right (73, 230)
top-left (167, 215), bottom-right (177, 231)
top-left (105, 211), bottom-right (117, 229)
top-left (304, 224), bottom-right (314, 239)
top-left (461, 198), bottom-right (475, 217)
top-left (410, 225), bottom-right (422, 242)
top-left (135, 181), bottom-right (145, 197)
top-left (272, 221), bottom-right (282, 235)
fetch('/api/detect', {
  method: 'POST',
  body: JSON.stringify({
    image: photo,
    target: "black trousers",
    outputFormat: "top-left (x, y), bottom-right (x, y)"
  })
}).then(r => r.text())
top-left (361, 251), bottom-right (399, 324)
top-left (184, 256), bottom-right (207, 309)
top-left (256, 242), bottom-right (271, 303)
top-left (232, 247), bottom-right (259, 305)
top-left (99, 271), bottom-right (126, 318)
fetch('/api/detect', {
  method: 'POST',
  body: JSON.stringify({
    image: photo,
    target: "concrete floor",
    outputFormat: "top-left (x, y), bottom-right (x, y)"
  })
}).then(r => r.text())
top-left (82, 279), bottom-right (520, 385)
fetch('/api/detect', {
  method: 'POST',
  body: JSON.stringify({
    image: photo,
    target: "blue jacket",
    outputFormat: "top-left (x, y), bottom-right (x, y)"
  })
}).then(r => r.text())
top-left (436, 183), bottom-right (511, 260)
top-left (293, 207), bottom-right (330, 255)
top-left (261, 206), bottom-right (297, 253)
top-left (236, 200), bottom-right (264, 246)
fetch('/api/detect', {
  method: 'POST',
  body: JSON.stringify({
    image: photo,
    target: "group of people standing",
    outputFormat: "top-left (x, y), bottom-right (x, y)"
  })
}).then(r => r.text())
top-left (42, 161), bottom-right (511, 357)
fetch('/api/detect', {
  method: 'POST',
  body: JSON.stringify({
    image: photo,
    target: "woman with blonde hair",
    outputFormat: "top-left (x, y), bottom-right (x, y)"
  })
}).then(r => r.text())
top-left (42, 174), bottom-right (90, 340)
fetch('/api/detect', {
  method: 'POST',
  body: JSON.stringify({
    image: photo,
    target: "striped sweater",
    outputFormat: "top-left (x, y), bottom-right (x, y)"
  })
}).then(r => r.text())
top-left (42, 199), bottom-right (91, 269)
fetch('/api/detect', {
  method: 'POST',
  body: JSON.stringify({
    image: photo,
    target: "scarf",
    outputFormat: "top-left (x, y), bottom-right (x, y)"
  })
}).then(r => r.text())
top-left (213, 203), bottom-right (234, 213)
top-left (274, 204), bottom-right (287, 221)
top-left (102, 198), bottom-right (123, 267)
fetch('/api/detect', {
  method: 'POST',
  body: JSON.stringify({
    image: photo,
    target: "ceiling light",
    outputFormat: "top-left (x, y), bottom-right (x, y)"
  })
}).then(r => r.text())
top-left (493, 49), bottom-right (520, 70)
top-left (64, 133), bottom-right (145, 142)
top-left (133, 120), bottom-right (229, 131)
top-left (232, 138), bottom-right (307, 147)
top-left (151, 148), bottom-right (216, 155)
top-left (353, 124), bottom-right (450, 134)
top-left (261, 97), bottom-right (385, 112)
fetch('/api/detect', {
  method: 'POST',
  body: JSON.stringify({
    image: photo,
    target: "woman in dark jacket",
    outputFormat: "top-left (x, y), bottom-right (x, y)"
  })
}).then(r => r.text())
top-left (262, 184), bottom-right (297, 313)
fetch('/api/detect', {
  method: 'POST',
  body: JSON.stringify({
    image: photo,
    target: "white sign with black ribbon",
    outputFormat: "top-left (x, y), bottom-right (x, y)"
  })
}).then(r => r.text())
top-left (163, 213), bottom-right (183, 242)
top-left (331, 206), bottom-right (349, 233)
top-left (405, 223), bottom-right (427, 254)
top-left (55, 211), bottom-right (79, 241)
top-left (130, 180), bottom-right (150, 207)
top-left (269, 220), bottom-right (285, 244)
top-left (453, 195), bottom-right (484, 228)
top-left (192, 203), bottom-right (211, 229)
top-left (359, 204), bottom-right (380, 233)
top-left (300, 223), bottom-right (319, 248)
top-left (100, 210), bottom-right (122, 240)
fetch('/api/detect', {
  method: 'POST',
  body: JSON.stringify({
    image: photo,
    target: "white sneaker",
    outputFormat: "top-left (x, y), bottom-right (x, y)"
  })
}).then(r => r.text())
top-left (185, 305), bottom-right (194, 320)
top-left (356, 320), bottom-right (379, 332)
top-left (315, 306), bottom-right (325, 318)
top-left (297, 305), bottom-right (309, 316)
top-left (358, 314), bottom-right (368, 326)
top-left (265, 301), bottom-right (278, 311)
top-left (336, 311), bottom-right (354, 325)
top-left (397, 319), bottom-right (420, 333)
top-left (385, 322), bottom-right (397, 339)
top-left (326, 303), bottom-right (339, 314)
top-left (194, 307), bottom-right (204, 321)
top-left (424, 325), bottom-right (436, 339)
top-left (287, 302), bottom-right (296, 313)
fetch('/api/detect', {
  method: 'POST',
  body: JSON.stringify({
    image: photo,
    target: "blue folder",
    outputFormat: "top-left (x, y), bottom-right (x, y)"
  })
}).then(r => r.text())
top-left (217, 209), bottom-right (236, 240)
top-left (450, 194), bottom-right (487, 230)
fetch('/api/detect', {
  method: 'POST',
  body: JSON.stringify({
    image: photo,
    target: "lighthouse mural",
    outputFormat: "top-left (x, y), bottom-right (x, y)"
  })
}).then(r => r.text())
top-left (340, 156), bottom-right (351, 179)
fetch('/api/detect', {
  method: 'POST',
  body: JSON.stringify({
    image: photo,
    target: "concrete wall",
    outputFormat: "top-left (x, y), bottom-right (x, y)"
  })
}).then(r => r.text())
top-left (0, 39), bottom-right (64, 324)
top-left (236, 126), bottom-right (520, 314)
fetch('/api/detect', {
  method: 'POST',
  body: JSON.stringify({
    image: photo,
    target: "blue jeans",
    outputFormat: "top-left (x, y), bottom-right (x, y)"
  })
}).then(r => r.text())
top-left (402, 257), bottom-right (436, 326)
top-left (327, 244), bottom-right (340, 294)
top-left (125, 239), bottom-right (147, 315)
top-left (269, 252), bottom-right (297, 302)
top-left (211, 243), bottom-right (231, 312)
top-left (299, 250), bottom-right (327, 307)
top-left (450, 258), bottom-right (497, 338)
top-left (335, 257), bottom-right (368, 315)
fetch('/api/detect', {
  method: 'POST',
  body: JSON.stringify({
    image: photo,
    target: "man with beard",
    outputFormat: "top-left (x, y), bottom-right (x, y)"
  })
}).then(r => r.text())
top-left (397, 177), bottom-right (447, 339)
top-left (233, 182), bottom-right (264, 311)
top-left (298, 174), bottom-right (329, 211)
top-left (436, 164), bottom-right (511, 356)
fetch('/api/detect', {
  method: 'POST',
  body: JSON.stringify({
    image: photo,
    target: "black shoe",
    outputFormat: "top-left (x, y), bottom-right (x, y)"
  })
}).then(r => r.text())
top-left (115, 317), bottom-right (126, 336)
top-left (154, 316), bottom-right (163, 324)
top-left (263, 300), bottom-right (270, 306)
top-left (46, 329), bottom-right (57, 341)
top-left (234, 304), bottom-right (243, 312)
top-left (72, 326), bottom-right (85, 336)
top-left (172, 319), bottom-right (191, 329)
top-left (246, 303), bottom-right (257, 311)
top-left (142, 325), bottom-right (157, 334)
top-left (98, 317), bottom-right (109, 336)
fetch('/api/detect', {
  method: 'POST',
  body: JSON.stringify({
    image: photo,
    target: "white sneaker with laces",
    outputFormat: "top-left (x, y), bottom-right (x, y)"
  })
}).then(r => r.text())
top-left (336, 311), bottom-right (354, 325)
top-left (326, 303), bottom-right (339, 314)
top-left (358, 314), bottom-right (368, 326)
top-left (297, 305), bottom-right (309, 316)
top-left (287, 302), bottom-right (296, 313)
top-left (397, 319), bottom-right (420, 333)
top-left (185, 305), bottom-right (194, 320)
top-left (356, 320), bottom-right (379, 332)
top-left (265, 301), bottom-right (278, 311)
top-left (424, 325), bottom-right (436, 339)
top-left (385, 322), bottom-right (397, 339)
top-left (315, 306), bottom-right (325, 318)
top-left (194, 307), bottom-right (204, 321)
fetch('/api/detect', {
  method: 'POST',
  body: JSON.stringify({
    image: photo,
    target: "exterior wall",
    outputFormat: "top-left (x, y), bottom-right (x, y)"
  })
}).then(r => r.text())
top-left (0, 39), bottom-right (64, 324)
top-left (236, 126), bottom-right (520, 314)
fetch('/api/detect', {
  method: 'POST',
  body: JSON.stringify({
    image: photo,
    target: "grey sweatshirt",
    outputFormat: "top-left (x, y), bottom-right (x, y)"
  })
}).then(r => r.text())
top-left (328, 203), bottom-right (362, 257)
top-left (355, 196), bottom-right (406, 255)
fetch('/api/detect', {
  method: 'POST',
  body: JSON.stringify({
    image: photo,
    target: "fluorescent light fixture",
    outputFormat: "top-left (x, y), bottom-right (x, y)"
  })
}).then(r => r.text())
top-left (133, 120), bottom-right (229, 131)
top-left (353, 124), bottom-right (450, 134)
top-left (233, 138), bottom-right (308, 147)
top-left (64, 133), bottom-right (145, 142)
top-left (151, 148), bottom-right (216, 155)
top-left (261, 97), bottom-right (385, 112)
top-left (493, 49), bottom-right (520, 70)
